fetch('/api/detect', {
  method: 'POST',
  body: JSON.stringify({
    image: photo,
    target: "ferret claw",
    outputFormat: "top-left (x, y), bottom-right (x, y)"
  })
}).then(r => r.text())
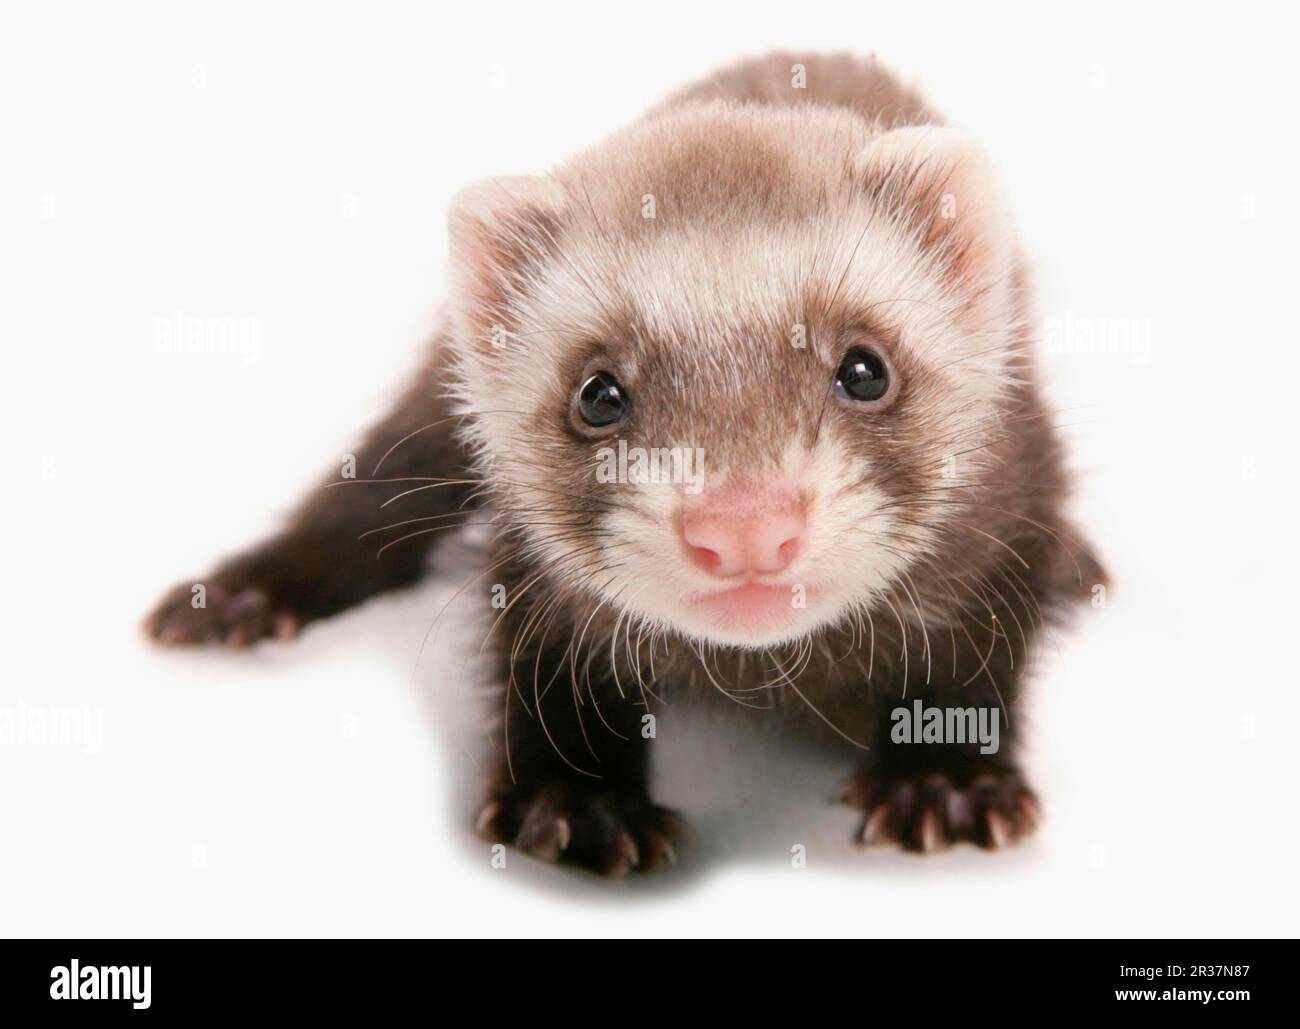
top-left (845, 767), bottom-right (1039, 854)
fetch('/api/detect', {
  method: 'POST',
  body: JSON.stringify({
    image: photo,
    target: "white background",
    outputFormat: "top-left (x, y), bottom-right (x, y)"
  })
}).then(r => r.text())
top-left (3, 1), bottom-right (1297, 938)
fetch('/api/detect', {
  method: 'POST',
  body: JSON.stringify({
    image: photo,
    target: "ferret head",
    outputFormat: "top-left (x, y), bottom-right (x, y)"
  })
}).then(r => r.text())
top-left (446, 104), bottom-right (1023, 649)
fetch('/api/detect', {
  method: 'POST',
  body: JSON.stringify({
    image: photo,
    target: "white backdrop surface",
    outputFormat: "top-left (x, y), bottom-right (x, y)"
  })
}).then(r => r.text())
top-left (2, 1), bottom-right (1296, 937)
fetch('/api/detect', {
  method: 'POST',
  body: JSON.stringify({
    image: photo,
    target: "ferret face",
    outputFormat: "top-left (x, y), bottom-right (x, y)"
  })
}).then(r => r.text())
top-left (448, 109), bottom-right (1020, 649)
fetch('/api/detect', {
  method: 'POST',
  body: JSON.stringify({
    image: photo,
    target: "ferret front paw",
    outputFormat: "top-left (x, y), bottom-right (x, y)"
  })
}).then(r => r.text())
top-left (143, 579), bottom-right (302, 648)
top-left (475, 782), bottom-right (689, 877)
top-left (841, 768), bottom-right (1040, 853)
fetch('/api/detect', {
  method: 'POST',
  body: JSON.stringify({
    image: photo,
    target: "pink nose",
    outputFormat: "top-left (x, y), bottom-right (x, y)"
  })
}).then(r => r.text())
top-left (681, 493), bottom-right (807, 578)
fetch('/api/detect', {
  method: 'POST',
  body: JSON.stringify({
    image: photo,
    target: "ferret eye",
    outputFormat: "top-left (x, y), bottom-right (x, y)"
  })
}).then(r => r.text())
top-left (835, 347), bottom-right (889, 402)
top-left (576, 371), bottom-right (631, 428)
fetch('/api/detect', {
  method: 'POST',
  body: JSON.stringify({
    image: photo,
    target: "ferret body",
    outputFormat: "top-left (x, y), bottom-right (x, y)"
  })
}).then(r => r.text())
top-left (146, 53), bottom-right (1103, 875)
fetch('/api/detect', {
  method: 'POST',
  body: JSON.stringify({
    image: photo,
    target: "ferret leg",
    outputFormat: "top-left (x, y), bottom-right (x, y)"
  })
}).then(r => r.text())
top-left (144, 342), bottom-right (477, 646)
top-left (843, 614), bottom-right (1040, 853)
top-left (474, 630), bottom-right (686, 876)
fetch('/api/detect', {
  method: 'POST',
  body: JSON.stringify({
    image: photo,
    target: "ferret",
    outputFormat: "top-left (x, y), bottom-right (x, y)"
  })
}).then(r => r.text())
top-left (145, 52), bottom-right (1104, 875)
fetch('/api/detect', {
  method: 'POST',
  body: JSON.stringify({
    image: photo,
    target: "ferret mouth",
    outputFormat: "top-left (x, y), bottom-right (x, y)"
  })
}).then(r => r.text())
top-left (690, 580), bottom-right (808, 633)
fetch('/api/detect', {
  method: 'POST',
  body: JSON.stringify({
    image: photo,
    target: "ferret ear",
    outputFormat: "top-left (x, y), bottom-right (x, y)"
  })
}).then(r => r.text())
top-left (446, 175), bottom-right (567, 349)
top-left (855, 126), bottom-right (1014, 299)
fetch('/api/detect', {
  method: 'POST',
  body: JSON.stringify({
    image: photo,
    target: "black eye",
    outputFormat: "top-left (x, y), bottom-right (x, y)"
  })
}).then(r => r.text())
top-left (576, 371), bottom-right (631, 428)
top-left (835, 347), bottom-right (890, 402)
